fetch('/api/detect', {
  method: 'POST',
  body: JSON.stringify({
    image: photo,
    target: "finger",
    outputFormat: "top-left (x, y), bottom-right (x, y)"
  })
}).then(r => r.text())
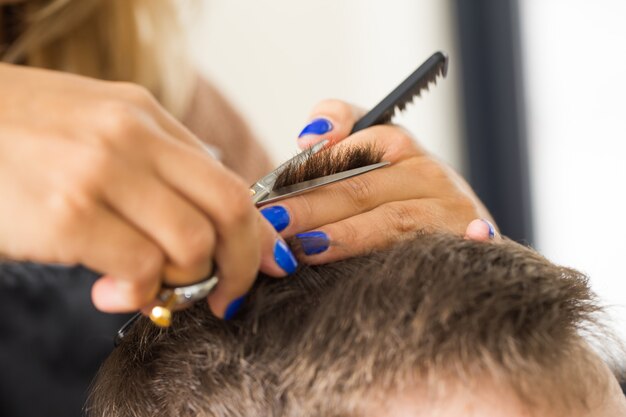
top-left (151, 138), bottom-right (257, 252)
top-left (152, 141), bottom-right (290, 316)
top-left (256, 211), bottom-right (298, 277)
top-left (290, 200), bottom-right (472, 264)
top-left (101, 164), bottom-right (215, 286)
top-left (297, 99), bottom-right (366, 149)
top-left (464, 218), bottom-right (500, 242)
top-left (342, 126), bottom-right (495, 227)
top-left (112, 82), bottom-right (213, 154)
top-left (261, 162), bottom-right (454, 242)
top-left (260, 161), bottom-right (433, 237)
top-left (267, 127), bottom-right (451, 236)
top-left (204, 206), bottom-right (258, 319)
top-left (207, 212), bottom-right (297, 318)
top-left (69, 205), bottom-right (164, 312)
top-left (92, 276), bottom-right (160, 313)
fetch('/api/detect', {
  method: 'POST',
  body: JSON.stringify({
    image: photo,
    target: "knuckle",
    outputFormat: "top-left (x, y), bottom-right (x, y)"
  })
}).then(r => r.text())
top-left (339, 222), bottom-right (359, 245)
top-left (407, 157), bottom-right (448, 185)
top-left (383, 203), bottom-right (419, 236)
top-left (338, 175), bottom-right (375, 212)
top-left (79, 146), bottom-right (115, 181)
top-left (52, 147), bottom-right (114, 196)
top-left (97, 100), bottom-right (139, 140)
top-left (47, 189), bottom-right (93, 235)
top-left (115, 82), bottom-right (156, 108)
top-left (131, 245), bottom-right (164, 282)
top-left (290, 196), bottom-right (314, 227)
top-left (217, 179), bottom-right (254, 229)
top-left (375, 125), bottom-right (419, 155)
top-left (394, 130), bottom-right (416, 150)
top-left (423, 160), bottom-right (448, 181)
top-left (178, 225), bottom-right (215, 268)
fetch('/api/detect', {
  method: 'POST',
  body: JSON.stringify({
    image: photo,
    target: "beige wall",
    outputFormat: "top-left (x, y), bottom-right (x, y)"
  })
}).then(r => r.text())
top-left (188, 0), bottom-right (463, 169)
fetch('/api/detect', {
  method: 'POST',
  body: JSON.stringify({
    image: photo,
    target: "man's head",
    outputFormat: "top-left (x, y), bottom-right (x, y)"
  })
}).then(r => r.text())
top-left (88, 233), bottom-right (625, 416)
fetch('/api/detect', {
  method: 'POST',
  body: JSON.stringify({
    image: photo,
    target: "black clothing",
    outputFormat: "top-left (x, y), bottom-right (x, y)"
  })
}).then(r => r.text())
top-left (0, 263), bottom-right (130, 417)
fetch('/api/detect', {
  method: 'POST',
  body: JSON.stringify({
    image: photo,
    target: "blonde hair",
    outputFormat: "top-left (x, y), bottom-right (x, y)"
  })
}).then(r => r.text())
top-left (2, 0), bottom-right (195, 118)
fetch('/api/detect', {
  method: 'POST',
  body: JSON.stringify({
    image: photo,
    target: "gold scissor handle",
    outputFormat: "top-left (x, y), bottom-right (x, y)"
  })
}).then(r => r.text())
top-left (148, 274), bottom-right (219, 327)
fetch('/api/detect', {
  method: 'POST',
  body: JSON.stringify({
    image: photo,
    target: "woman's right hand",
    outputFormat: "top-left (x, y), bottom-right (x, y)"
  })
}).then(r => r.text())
top-left (0, 63), bottom-right (294, 316)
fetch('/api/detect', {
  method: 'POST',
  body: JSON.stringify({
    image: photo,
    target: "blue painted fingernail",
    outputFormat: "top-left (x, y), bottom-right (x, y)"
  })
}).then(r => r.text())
top-left (298, 118), bottom-right (333, 138)
top-left (260, 206), bottom-right (290, 232)
top-left (481, 219), bottom-right (496, 239)
top-left (274, 240), bottom-right (298, 274)
top-left (224, 294), bottom-right (246, 320)
top-left (295, 231), bottom-right (330, 255)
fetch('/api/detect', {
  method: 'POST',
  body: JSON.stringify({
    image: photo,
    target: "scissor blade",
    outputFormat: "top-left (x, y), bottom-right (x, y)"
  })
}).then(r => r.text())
top-left (259, 161), bottom-right (390, 205)
top-left (250, 140), bottom-right (328, 205)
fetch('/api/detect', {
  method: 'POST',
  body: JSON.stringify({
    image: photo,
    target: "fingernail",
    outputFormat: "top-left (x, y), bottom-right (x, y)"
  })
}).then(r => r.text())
top-left (260, 206), bottom-right (290, 232)
top-left (274, 240), bottom-right (298, 274)
top-left (481, 219), bottom-right (496, 239)
top-left (298, 117), bottom-right (333, 138)
top-left (224, 294), bottom-right (246, 320)
top-left (295, 231), bottom-right (330, 255)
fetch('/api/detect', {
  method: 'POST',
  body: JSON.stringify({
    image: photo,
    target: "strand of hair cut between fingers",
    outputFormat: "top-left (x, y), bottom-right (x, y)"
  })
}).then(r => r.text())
top-left (277, 144), bottom-right (388, 259)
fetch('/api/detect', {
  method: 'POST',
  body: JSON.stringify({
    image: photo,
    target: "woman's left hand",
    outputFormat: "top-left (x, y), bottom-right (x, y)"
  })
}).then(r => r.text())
top-left (259, 99), bottom-right (498, 264)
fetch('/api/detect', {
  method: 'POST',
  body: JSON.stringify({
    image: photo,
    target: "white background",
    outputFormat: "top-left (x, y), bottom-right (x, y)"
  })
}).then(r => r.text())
top-left (520, 1), bottom-right (626, 338)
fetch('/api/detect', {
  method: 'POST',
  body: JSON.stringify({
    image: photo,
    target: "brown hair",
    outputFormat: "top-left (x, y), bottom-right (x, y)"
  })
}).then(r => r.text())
top-left (272, 144), bottom-right (384, 189)
top-left (88, 232), bottom-right (614, 416)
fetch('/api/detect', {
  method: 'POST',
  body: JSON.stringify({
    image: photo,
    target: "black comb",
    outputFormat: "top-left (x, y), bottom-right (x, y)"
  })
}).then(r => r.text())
top-left (350, 51), bottom-right (448, 134)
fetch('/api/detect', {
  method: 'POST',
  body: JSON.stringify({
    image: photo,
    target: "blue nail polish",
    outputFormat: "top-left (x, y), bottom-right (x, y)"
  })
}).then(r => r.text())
top-left (481, 219), bottom-right (496, 239)
top-left (295, 231), bottom-right (330, 255)
top-left (274, 240), bottom-right (298, 274)
top-left (260, 206), bottom-right (290, 232)
top-left (298, 118), bottom-right (333, 138)
top-left (224, 295), bottom-right (246, 320)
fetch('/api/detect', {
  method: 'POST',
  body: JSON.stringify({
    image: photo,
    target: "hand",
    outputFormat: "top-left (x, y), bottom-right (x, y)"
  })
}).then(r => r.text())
top-left (259, 99), bottom-right (498, 263)
top-left (0, 64), bottom-right (293, 316)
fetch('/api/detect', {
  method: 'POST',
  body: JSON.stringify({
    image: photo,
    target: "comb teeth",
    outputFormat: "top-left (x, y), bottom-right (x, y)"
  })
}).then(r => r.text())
top-left (351, 52), bottom-right (448, 133)
top-left (389, 61), bottom-right (447, 121)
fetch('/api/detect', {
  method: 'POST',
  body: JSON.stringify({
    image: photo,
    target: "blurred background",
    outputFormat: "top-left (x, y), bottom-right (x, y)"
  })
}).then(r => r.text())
top-left (189, 0), bottom-right (626, 340)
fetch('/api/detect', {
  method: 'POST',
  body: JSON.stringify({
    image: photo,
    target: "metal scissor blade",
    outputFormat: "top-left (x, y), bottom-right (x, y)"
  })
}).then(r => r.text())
top-left (250, 140), bottom-right (329, 205)
top-left (259, 161), bottom-right (390, 205)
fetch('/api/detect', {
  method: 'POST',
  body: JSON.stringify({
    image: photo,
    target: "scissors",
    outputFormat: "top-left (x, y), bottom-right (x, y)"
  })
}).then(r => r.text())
top-left (113, 144), bottom-right (389, 343)
top-left (115, 51), bottom-right (448, 343)
top-left (144, 141), bottom-right (389, 326)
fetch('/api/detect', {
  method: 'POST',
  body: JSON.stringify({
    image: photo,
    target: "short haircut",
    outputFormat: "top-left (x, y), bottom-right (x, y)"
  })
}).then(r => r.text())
top-left (87, 146), bottom-right (621, 417)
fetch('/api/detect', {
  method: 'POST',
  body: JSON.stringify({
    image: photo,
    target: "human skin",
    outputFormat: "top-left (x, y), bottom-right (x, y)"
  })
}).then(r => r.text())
top-left (0, 63), bottom-right (290, 317)
top-left (264, 99), bottom-right (497, 263)
top-left (372, 368), bottom-right (626, 417)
